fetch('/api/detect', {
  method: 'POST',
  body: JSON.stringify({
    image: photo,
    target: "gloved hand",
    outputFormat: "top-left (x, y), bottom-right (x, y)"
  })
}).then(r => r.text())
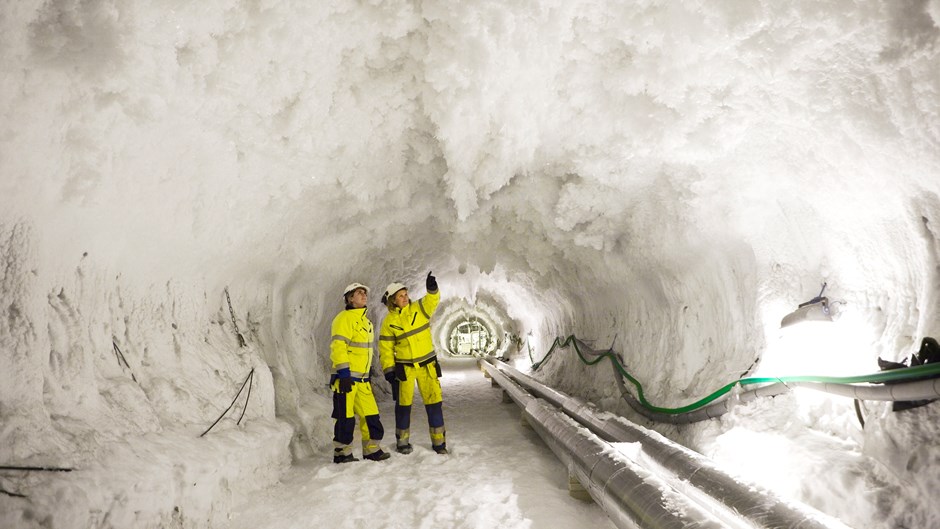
top-left (337, 377), bottom-right (353, 393)
top-left (426, 271), bottom-right (437, 292)
top-left (384, 371), bottom-right (396, 384)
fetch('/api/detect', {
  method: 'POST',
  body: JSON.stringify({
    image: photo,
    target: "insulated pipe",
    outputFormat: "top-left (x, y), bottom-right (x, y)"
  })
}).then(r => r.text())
top-left (786, 377), bottom-right (940, 400)
top-left (551, 335), bottom-right (940, 424)
top-left (486, 360), bottom-right (852, 529)
top-left (615, 370), bottom-right (940, 424)
top-left (484, 362), bottom-right (727, 529)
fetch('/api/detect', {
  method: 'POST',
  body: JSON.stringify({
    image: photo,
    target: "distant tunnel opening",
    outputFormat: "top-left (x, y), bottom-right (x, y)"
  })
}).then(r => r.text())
top-left (435, 292), bottom-right (528, 360)
top-left (448, 318), bottom-right (493, 356)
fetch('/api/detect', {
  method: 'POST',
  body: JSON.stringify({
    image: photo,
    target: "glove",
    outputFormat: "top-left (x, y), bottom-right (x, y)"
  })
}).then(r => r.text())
top-left (426, 271), bottom-right (437, 292)
top-left (337, 377), bottom-right (353, 393)
top-left (394, 363), bottom-right (407, 381)
top-left (384, 371), bottom-right (396, 384)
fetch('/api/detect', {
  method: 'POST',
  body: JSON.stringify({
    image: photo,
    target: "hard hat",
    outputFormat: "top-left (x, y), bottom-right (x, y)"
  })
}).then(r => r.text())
top-left (382, 282), bottom-right (407, 304)
top-left (343, 283), bottom-right (369, 297)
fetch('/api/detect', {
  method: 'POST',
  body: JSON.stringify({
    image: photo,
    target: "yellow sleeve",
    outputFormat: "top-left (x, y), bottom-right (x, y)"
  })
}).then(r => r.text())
top-left (378, 316), bottom-right (395, 373)
top-left (330, 313), bottom-right (352, 374)
top-left (418, 289), bottom-right (441, 319)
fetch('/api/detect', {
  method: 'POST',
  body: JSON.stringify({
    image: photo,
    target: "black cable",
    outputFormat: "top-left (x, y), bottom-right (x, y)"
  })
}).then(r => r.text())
top-left (200, 368), bottom-right (255, 437)
top-left (0, 466), bottom-right (73, 472)
top-left (112, 340), bottom-right (138, 383)
top-left (854, 399), bottom-right (865, 428)
top-left (237, 370), bottom-right (254, 426)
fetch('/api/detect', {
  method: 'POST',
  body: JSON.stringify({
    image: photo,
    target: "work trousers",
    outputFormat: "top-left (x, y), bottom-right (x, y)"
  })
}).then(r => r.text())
top-left (391, 360), bottom-right (445, 450)
top-left (332, 379), bottom-right (385, 457)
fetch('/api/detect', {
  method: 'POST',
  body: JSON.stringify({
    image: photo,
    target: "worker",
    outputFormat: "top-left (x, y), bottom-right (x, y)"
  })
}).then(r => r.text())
top-left (379, 271), bottom-right (447, 454)
top-left (330, 282), bottom-right (390, 463)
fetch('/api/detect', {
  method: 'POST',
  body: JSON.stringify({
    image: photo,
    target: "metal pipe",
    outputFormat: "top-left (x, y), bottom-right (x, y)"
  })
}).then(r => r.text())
top-left (485, 360), bottom-right (852, 529)
top-left (557, 334), bottom-right (940, 424)
top-left (484, 362), bottom-right (727, 529)
top-left (616, 371), bottom-right (940, 424)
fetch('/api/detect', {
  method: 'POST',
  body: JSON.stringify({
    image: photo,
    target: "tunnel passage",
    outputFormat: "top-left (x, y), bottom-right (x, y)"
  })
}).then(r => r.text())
top-left (435, 293), bottom-right (526, 360)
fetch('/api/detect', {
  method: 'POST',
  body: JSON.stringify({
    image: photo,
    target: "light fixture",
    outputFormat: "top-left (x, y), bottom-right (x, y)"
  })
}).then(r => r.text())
top-left (780, 282), bottom-right (833, 329)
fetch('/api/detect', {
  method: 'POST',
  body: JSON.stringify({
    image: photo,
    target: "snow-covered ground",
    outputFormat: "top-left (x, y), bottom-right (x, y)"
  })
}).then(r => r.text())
top-left (225, 358), bottom-right (615, 529)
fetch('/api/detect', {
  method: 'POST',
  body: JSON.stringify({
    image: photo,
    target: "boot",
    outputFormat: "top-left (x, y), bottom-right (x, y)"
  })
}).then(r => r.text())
top-left (364, 449), bottom-right (390, 461)
top-left (396, 444), bottom-right (413, 454)
top-left (333, 454), bottom-right (359, 464)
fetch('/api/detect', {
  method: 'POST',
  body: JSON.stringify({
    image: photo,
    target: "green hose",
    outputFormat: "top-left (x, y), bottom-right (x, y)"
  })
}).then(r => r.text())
top-left (533, 335), bottom-right (940, 415)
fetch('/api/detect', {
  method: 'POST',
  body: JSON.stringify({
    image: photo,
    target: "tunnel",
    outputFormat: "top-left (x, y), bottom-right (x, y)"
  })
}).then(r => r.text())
top-left (2, 1), bottom-right (940, 528)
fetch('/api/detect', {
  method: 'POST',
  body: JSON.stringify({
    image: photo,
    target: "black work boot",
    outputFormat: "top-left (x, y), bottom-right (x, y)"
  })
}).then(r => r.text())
top-left (364, 450), bottom-right (390, 461)
top-left (333, 454), bottom-right (359, 464)
top-left (433, 444), bottom-right (448, 455)
top-left (396, 444), bottom-right (413, 454)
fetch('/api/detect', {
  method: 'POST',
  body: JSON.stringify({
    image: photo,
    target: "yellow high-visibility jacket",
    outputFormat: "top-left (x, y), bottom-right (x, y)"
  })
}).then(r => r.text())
top-left (379, 289), bottom-right (441, 373)
top-left (330, 307), bottom-right (374, 379)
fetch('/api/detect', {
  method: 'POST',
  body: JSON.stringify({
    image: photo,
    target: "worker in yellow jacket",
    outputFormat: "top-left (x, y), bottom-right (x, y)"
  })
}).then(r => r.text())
top-left (330, 283), bottom-right (390, 464)
top-left (379, 271), bottom-right (447, 454)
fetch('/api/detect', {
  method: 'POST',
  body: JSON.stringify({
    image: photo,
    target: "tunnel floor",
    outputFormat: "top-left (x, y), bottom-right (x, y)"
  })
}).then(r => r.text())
top-left (223, 357), bottom-right (615, 529)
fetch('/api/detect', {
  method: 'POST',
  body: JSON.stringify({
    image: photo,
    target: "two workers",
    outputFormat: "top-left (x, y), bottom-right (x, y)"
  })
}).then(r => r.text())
top-left (329, 272), bottom-right (447, 463)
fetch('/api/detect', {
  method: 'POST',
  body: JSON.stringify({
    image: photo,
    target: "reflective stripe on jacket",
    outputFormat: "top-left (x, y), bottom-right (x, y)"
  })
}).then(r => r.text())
top-left (379, 289), bottom-right (440, 373)
top-left (330, 307), bottom-right (374, 378)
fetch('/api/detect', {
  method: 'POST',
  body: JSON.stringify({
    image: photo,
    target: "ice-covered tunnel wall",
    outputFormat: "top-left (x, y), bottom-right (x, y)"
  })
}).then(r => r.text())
top-left (2, 0), bottom-right (940, 527)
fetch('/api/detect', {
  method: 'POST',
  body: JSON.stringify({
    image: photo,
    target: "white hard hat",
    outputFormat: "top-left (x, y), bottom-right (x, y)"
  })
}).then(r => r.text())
top-left (382, 282), bottom-right (407, 304)
top-left (343, 283), bottom-right (369, 297)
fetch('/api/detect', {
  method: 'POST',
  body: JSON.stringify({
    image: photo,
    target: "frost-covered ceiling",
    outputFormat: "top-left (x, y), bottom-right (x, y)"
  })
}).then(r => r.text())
top-left (2, 0), bottom-right (940, 362)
